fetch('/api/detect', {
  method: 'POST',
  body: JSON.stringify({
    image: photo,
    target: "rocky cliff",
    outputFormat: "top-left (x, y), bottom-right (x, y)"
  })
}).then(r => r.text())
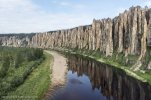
top-left (0, 6), bottom-right (151, 70)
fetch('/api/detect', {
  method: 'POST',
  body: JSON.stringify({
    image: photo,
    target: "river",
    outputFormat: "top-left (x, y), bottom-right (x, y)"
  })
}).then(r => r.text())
top-left (48, 54), bottom-right (151, 100)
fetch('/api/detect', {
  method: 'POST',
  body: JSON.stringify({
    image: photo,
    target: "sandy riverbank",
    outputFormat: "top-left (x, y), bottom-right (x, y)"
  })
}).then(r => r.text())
top-left (43, 50), bottom-right (67, 100)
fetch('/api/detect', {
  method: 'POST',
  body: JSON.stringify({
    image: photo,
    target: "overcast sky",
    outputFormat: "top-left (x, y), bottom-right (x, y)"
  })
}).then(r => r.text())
top-left (0, 0), bottom-right (150, 33)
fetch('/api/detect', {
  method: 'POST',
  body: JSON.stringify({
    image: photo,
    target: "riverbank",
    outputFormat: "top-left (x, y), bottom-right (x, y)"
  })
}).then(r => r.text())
top-left (7, 51), bottom-right (53, 100)
top-left (43, 51), bottom-right (67, 100)
top-left (54, 48), bottom-right (151, 85)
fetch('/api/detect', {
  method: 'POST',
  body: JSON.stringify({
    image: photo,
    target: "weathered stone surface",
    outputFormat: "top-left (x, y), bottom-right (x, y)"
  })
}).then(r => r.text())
top-left (147, 62), bottom-right (151, 70)
top-left (0, 6), bottom-right (151, 70)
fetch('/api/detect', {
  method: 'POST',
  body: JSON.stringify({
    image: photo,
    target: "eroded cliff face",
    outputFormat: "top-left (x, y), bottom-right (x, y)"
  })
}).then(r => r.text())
top-left (0, 6), bottom-right (151, 70)
top-left (0, 34), bottom-right (35, 47)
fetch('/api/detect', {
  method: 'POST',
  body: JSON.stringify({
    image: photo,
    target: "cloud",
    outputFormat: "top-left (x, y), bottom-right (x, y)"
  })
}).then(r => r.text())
top-left (60, 2), bottom-right (70, 6)
top-left (0, 0), bottom-right (91, 33)
top-left (143, 1), bottom-right (151, 7)
top-left (52, 1), bottom-right (86, 9)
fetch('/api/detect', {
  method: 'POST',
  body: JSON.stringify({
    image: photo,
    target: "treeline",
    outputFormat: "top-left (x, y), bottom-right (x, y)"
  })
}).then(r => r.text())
top-left (0, 47), bottom-right (44, 99)
top-left (0, 47), bottom-right (43, 69)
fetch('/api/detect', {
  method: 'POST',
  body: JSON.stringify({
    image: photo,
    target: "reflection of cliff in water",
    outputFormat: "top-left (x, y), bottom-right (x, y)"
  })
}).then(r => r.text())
top-left (67, 55), bottom-right (151, 100)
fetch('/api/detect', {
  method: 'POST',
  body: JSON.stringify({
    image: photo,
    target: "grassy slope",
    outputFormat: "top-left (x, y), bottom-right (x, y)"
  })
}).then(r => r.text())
top-left (7, 52), bottom-right (53, 100)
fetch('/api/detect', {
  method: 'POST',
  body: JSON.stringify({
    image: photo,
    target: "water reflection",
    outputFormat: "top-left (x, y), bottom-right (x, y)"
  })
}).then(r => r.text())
top-left (67, 55), bottom-right (151, 100)
top-left (49, 54), bottom-right (151, 100)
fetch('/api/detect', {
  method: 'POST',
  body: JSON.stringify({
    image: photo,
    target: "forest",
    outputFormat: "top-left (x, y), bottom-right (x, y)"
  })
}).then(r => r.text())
top-left (0, 47), bottom-right (44, 99)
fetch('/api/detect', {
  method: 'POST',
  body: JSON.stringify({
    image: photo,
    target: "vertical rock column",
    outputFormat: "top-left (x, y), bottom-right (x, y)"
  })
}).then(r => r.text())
top-left (105, 18), bottom-right (113, 56)
top-left (130, 7), bottom-right (138, 55)
top-left (118, 14), bottom-right (124, 53)
top-left (140, 10), bottom-right (147, 59)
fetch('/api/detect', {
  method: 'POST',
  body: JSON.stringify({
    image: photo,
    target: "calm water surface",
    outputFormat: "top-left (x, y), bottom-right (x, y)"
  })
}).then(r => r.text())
top-left (50, 54), bottom-right (151, 100)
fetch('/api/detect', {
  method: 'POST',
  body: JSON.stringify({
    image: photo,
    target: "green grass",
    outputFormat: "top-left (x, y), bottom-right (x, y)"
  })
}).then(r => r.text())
top-left (0, 60), bottom-right (43, 99)
top-left (6, 52), bottom-right (53, 100)
top-left (136, 71), bottom-right (151, 85)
